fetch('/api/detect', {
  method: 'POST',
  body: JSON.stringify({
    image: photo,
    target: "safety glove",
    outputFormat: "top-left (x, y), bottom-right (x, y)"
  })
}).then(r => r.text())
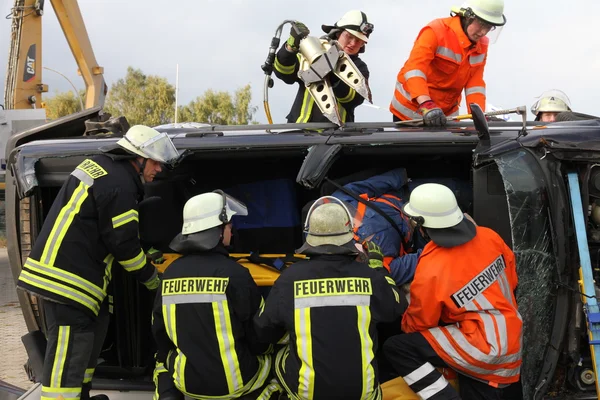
top-left (147, 247), bottom-right (165, 264)
top-left (364, 240), bottom-right (385, 270)
top-left (287, 21), bottom-right (310, 52)
top-left (418, 100), bottom-right (447, 126)
top-left (143, 273), bottom-right (161, 291)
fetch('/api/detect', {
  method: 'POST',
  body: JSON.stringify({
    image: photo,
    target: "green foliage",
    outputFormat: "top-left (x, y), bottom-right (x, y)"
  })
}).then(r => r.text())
top-left (178, 84), bottom-right (258, 125)
top-left (42, 90), bottom-right (85, 120)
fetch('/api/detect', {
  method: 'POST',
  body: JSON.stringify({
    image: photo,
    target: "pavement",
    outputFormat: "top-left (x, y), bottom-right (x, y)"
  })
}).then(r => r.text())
top-left (0, 248), bottom-right (33, 390)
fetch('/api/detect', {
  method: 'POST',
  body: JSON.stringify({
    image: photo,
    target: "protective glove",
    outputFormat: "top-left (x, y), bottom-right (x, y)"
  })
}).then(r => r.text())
top-left (364, 240), bottom-right (384, 270)
top-left (418, 100), bottom-right (447, 126)
top-left (143, 273), bottom-right (161, 291)
top-left (147, 247), bottom-right (165, 264)
top-left (287, 21), bottom-right (310, 52)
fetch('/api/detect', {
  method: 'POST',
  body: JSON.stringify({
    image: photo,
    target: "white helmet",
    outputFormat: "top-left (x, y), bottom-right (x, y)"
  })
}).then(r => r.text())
top-left (116, 125), bottom-right (180, 165)
top-left (531, 89), bottom-right (572, 117)
top-left (451, 0), bottom-right (507, 26)
top-left (403, 184), bottom-right (464, 229)
top-left (181, 190), bottom-right (248, 235)
top-left (327, 10), bottom-right (374, 42)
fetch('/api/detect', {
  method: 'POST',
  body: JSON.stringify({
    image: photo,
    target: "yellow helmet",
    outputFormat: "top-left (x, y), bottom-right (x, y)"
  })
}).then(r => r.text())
top-left (531, 89), bottom-right (572, 117)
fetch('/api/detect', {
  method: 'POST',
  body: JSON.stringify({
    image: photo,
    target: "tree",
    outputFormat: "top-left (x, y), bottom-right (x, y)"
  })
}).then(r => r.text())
top-left (42, 90), bottom-right (85, 120)
top-left (104, 67), bottom-right (175, 126)
top-left (179, 84), bottom-right (258, 125)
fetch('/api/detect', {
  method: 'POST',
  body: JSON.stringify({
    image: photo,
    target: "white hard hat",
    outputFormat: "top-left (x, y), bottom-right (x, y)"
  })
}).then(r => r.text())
top-left (404, 183), bottom-right (477, 247)
top-left (116, 125), bottom-right (180, 165)
top-left (333, 10), bottom-right (374, 42)
top-left (531, 89), bottom-right (572, 116)
top-left (297, 196), bottom-right (361, 254)
top-left (181, 190), bottom-right (248, 235)
top-left (451, 0), bottom-right (506, 26)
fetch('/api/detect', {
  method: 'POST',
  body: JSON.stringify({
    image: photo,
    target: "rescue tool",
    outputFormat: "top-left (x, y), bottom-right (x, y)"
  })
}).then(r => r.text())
top-left (394, 105), bottom-right (527, 126)
top-left (261, 20), bottom-right (372, 126)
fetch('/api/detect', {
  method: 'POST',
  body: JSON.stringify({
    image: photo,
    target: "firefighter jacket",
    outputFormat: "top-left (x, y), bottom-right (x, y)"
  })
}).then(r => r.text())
top-left (17, 155), bottom-right (157, 316)
top-left (390, 16), bottom-right (488, 120)
top-left (332, 168), bottom-right (421, 285)
top-left (402, 226), bottom-right (522, 386)
top-left (253, 254), bottom-right (406, 400)
top-left (274, 43), bottom-right (369, 123)
top-left (152, 245), bottom-right (271, 399)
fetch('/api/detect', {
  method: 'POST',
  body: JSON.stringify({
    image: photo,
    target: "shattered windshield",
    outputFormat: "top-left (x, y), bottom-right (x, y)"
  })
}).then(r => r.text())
top-left (495, 150), bottom-right (557, 399)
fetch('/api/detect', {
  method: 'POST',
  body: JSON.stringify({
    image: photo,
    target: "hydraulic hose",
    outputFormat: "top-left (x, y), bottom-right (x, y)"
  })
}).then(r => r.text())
top-left (261, 20), bottom-right (296, 124)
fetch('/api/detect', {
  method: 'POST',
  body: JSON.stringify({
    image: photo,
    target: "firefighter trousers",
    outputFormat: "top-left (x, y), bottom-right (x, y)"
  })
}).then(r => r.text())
top-left (383, 332), bottom-right (503, 400)
top-left (41, 300), bottom-right (110, 400)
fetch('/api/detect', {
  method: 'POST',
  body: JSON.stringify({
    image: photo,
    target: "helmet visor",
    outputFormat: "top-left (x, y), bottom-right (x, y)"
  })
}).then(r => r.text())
top-left (135, 132), bottom-right (181, 165)
top-left (223, 192), bottom-right (248, 218)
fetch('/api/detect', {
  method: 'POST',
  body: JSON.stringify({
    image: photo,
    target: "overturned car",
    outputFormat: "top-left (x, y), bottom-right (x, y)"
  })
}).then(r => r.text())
top-left (5, 106), bottom-right (600, 399)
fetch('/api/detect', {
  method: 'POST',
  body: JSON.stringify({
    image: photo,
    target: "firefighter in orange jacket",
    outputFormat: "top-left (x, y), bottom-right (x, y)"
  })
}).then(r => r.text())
top-left (383, 183), bottom-right (522, 400)
top-left (390, 0), bottom-right (507, 126)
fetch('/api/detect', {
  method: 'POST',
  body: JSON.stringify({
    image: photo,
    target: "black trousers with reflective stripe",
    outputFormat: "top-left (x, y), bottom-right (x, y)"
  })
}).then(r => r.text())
top-left (384, 332), bottom-right (504, 400)
top-left (42, 300), bottom-right (109, 399)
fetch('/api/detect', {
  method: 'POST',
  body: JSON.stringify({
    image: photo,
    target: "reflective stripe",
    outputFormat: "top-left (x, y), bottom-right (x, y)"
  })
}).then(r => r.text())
top-left (274, 57), bottom-right (295, 75)
top-left (409, 203), bottom-right (460, 218)
top-left (83, 368), bottom-right (94, 384)
top-left (430, 327), bottom-right (521, 374)
top-left (475, 295), bottom-right (509, 356)
top-left (436, 46), bottom-right (462, 63)
top-left (71, 168), bottom-right (94, 187)
top-left (294, 295), bottom-right (370, 308)
top-left (24, 258), bottom-right (105, 301)
top-left (119, 249), bottom-right (146, 272)
top-left (163, 304), bottom-right (178, 346)
top-left (20, 270), bottom-right (100, 314)
top-left (102, 255), bottom-right (114, 294)
top-left (338, 88), bottom-right (356, 103)
top-left (465, 300), bottom-right (500, 356)
top-left (417, 375), bottom-right (449, 399)
top-left (465, 86), bottom-right (486, 97)
top-left (213, 300), bottom-right (243, 392)
top-left (163, 293), bottom-right (227, 305)
top-left (358, 305), bottom-right (375, 399)
top-left (295, 307), bottom-right (314, 399)
top-left (41, 181), bottom-right (90, 266)
top-left (394, 82), bottom-right (413, 102)
top-left (404, 69), bottom-right (427, 81)
top-left (111, 209), bottom-right (139, 229)
top-left (51, 326), bottom-right (70, 388)
top-left (173, 350), bottom-right (187, 392)
top-left (403, 362), bottom-right (435, 385)
top-left (391, 95), bottom-right (421, 120)
top-left (469, 54), bottom-right (485, 65)
top-left (385, 276), bottom-right (396, 286)
top-left (41, 387), bottom-right (81, 400)
top-left (295, 90), bottom-right (314, 123)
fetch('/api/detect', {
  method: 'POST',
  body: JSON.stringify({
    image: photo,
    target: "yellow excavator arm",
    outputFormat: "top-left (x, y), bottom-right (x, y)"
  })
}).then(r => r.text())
top-left (4, 0), bottom-right (106, 110)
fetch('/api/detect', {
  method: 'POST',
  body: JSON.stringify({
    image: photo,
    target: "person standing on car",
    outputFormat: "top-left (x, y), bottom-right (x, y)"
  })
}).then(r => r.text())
top-left (274, 10), bottom-right (373, 123)
top-left (384, 183), bottom-right (522, 399)
top-left (531, 89), bottom-right (572, 122)
top-left (152, 191), bottom-right (272, 400)
top-left (253, 197), bottom-right (406, 400)
top-left (390, 0), bottom-right (507, 126)
top-left (16, 125), bottom-right (180, 400)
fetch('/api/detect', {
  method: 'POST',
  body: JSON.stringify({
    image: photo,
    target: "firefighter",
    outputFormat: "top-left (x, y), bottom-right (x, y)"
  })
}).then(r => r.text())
top-left (330, 168), bottom-right (423, 285)
top-left (274, 10), bottom-right (373, 123)
top-left (16, 125), bottom-right (181, 400)
top-left (253, 197), bottom-right (406, 400)
top-left (531, 89), bottom-right (572, 122)
top-left (383, 183), bottom-right (522, 400)
top-left (152, 191), bottom-right (271, 400)
top-left (390, 0), bottom-right (507, 125)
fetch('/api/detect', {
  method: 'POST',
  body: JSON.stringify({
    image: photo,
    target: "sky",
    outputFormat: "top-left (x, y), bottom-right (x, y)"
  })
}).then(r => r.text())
top-left (1, 0), bottom-right (599, 123)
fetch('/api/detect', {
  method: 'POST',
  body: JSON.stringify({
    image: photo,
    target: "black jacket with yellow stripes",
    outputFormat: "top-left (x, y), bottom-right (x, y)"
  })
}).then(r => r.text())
top-left (17, 154), bottom-right (157, 316)
top-left (274, 44), bottom-right (370, 124)
top-left (253, 254), bottom-right (406, 400)
top-left (152, 245), bottom-right (271, 399)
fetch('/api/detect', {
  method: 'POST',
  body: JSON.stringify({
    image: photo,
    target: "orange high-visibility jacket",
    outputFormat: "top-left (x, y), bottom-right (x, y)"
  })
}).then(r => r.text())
top-left (402, 226), bottom-right (522, 386)
top-left (390, 16), bottom-right (488, 120)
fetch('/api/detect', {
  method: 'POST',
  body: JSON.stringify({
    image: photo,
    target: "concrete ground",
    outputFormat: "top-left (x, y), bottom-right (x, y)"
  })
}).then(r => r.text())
top-left (0, 248), bottom-right (33, 391)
